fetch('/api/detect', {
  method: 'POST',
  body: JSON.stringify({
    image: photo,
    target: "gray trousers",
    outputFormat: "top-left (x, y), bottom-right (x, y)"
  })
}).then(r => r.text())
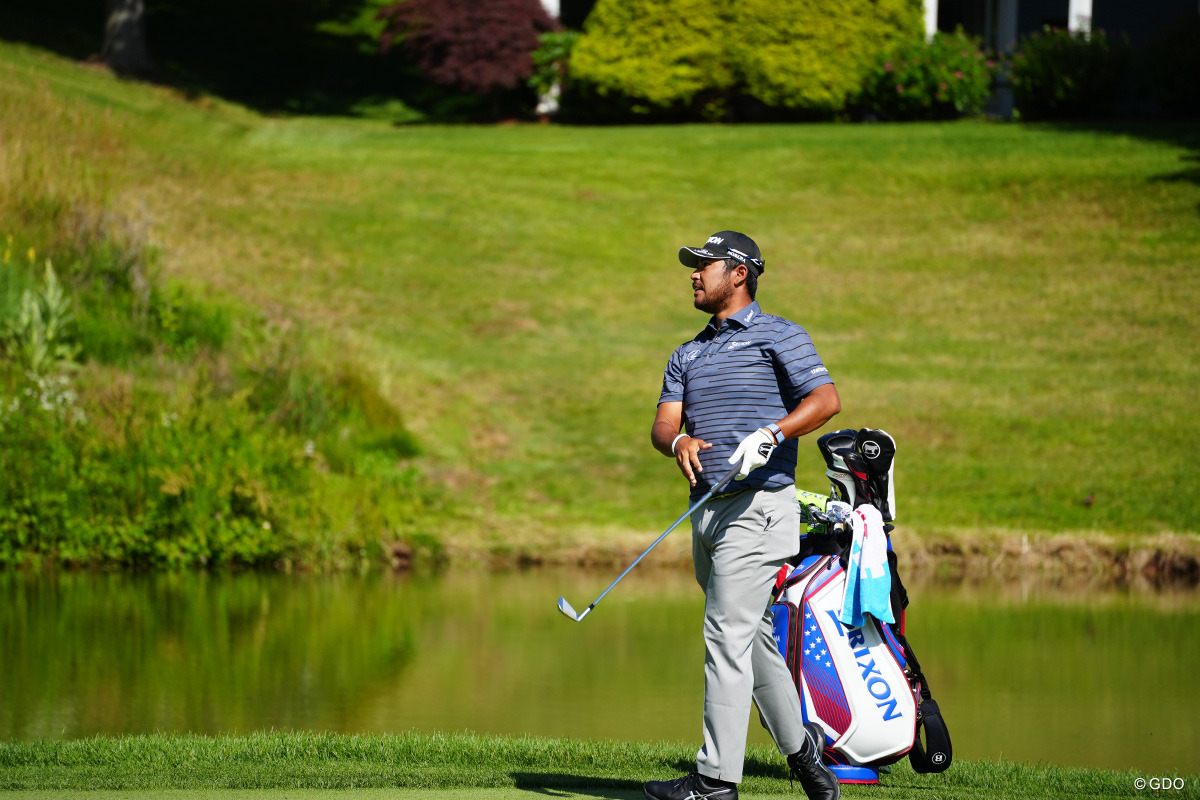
top-left (692, 485), bottom-right (808, 784)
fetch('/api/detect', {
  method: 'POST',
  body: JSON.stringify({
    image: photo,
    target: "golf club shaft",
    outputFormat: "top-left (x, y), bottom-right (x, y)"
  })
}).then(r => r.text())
top-left (577, 462), bottom-right (741, 617)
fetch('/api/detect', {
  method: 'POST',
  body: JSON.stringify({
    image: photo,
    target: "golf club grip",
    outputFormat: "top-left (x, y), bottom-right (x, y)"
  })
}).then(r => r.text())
top-left (711, 462), bottom-right (742, 495)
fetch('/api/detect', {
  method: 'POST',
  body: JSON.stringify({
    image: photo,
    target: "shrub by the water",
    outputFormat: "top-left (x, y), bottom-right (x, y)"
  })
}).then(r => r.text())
top-left (0, 217), bottom-right (439, 570)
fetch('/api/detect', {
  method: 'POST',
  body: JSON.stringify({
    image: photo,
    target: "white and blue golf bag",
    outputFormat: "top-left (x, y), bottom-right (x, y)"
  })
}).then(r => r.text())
top-left (771, 428), bottom-right (952, 784)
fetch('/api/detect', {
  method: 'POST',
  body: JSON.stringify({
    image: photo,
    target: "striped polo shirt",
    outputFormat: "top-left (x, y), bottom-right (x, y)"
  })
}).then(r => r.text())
top-left (659, 301), bottom-right (834, 501)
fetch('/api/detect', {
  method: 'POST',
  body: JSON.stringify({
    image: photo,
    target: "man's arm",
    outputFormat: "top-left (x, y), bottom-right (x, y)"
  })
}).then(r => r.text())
top-left (651, 401), bottom-right (711, 488)
top-left (726, 383), bottom-right (842, 481)
top-left (776, 383), bottom-right (841, 440)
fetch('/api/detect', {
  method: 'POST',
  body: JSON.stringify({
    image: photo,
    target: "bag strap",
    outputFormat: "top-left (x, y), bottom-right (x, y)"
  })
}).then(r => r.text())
top-left (883, 551), bottom-right (952, 773)
top-left (908, 698), bottom-right (953, 773)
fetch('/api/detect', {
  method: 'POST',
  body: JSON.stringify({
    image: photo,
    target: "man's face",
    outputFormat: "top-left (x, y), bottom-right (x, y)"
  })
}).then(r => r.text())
top-left (691, 258), bottom-right (733, 313)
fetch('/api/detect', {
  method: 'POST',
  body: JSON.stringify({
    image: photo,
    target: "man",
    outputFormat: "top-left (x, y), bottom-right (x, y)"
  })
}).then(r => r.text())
top-left (644, 231), bottom-right (842, 800)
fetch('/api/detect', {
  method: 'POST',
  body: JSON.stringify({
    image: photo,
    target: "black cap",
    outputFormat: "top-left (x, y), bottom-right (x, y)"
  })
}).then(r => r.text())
top-left (678, 230), bottom-right (765, 274)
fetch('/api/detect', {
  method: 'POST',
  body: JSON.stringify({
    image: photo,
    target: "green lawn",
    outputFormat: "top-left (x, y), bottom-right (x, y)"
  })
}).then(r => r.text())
top-left (2, 40), bottom-right (1199, 554)
top-left (2, 732), bottom-right (1196, 799)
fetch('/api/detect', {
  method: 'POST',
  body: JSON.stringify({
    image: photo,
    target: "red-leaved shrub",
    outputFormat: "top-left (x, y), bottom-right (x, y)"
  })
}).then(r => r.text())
top-left (377, 0), bottom-right (558, 96)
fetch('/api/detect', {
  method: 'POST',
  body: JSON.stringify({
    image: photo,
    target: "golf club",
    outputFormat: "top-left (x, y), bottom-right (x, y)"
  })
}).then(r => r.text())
top-left (557, 461), bottom-right (741, 622)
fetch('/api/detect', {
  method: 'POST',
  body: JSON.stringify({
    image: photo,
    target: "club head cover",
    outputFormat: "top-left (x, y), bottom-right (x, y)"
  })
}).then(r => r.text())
top-left (855, 428), bottom-right (897, 521)
top-left (817, 429), bottom-right (859, 506)
top-left (839, 449), bottom-right (878, 514)
top-left (817, 429), bottom-right (857, 471)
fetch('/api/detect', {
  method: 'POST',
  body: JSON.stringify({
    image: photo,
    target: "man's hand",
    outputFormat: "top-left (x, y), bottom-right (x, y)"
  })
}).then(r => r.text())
top-left (653, 401), bottom-right (715, 488)
top-left (728, 428), bottom-right (777, 481)
top-left (673, 435), bottom-right (712, 488)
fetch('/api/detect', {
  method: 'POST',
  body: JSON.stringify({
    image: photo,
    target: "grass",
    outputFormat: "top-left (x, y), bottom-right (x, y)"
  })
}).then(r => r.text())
top-left (2, 40), bottom-right (1199, 560)
top-left (1, 732), bottom-right (1196, 799)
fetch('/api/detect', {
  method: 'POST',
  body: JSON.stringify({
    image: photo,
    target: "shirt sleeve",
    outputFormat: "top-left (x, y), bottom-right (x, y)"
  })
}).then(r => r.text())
top-left (771, 323), bottom-right (833, 408)
top-left (658, 346), bottom-right (686, 404)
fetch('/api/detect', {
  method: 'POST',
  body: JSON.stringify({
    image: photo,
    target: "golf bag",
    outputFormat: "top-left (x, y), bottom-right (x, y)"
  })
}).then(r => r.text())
top-left (771, 429), bottom-right (952, 784)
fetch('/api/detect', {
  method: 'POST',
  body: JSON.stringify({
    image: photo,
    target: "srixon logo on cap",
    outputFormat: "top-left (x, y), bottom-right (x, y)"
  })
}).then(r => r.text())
top-left (706, 236), bottom-right (724, 245)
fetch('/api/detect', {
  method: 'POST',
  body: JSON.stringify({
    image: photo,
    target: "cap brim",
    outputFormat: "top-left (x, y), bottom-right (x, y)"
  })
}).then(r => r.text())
top-left (678, 246), bottom-right (723, 268)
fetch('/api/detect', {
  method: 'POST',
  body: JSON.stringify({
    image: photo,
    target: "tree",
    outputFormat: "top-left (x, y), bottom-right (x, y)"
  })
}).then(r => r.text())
top-left (377, 0), bottom-right (557, 99)
top-left (102, 0), bottom-right (153, 77)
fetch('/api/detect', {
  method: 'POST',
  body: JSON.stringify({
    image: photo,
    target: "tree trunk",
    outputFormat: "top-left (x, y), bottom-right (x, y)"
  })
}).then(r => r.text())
top-left (102, 0), bottom-right (152, 76)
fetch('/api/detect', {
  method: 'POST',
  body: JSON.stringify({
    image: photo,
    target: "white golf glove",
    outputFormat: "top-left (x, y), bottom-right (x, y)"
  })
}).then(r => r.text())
top-left (728, 428), bottom-right (777, 481)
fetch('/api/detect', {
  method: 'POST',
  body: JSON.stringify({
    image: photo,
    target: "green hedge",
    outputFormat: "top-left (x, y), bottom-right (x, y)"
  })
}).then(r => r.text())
top-left (731, 0), bottom-right (922, 114)
top-left (568, 0), bottom-right (735, 115)
top-left (568, 0), bottom-right (922, 120)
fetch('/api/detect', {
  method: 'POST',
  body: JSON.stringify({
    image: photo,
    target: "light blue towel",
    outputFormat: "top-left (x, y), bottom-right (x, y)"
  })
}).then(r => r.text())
top-left (840, 505), bottom-right (894, 627)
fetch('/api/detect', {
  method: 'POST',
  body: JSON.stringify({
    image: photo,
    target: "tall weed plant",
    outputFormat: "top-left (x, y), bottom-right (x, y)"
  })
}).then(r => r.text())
top-left (1, 257), bottom-right (81, 375)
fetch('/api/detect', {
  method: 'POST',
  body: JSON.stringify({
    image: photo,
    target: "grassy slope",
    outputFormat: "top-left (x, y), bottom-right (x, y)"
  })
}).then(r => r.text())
top-left (2, 732), bottom-right (1196, 799)
top-left (3, 41), bottom-right (1199, 554)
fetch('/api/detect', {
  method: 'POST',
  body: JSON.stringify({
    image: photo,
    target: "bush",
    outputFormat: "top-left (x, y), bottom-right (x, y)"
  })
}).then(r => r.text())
top-left (862, 27), bottom-right (997, 120)
top-left (568, 0), bottom-right (735, 117)
top-left (569, 0), bottom-right (922, 120)
top-left (1138, 12), bottom-right (1200, 118)
top-left (528, 30), bottom-right (580, 99)
top-left (0, 220), bottom-right (437, 570)
top-left (0, 367), bottom-right (307, 568)
top-left (1009, 26), bottom-right (1132, 120)
top-left (377, 0), bottom-right (557, 98)
top-left (731, 0), bottom-right (923, 115)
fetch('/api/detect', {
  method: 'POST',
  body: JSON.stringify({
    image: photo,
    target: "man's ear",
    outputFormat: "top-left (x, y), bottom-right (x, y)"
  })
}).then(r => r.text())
top-left (731, 262), bottom-right (749, 289)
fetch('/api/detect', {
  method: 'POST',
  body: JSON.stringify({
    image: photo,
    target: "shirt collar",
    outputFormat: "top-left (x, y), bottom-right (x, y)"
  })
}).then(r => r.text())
top-left (708, 301), bottom-right (762, 332)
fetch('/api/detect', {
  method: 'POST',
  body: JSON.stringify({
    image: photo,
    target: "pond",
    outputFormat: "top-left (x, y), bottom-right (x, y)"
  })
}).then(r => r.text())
top-left (2, 568), bottom-right (1197, 774)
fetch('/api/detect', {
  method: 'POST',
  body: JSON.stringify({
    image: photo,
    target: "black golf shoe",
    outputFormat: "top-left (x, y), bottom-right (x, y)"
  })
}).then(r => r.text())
top-left (643, 771), bottom-right (737, 800)
top-left (786, 723), bottom-right (840, 800)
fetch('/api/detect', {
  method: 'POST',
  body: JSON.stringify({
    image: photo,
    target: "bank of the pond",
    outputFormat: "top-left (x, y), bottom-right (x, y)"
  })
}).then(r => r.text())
top-left (1, 732), bottom-right (1194, 799)
top-left (450, 528), bottom-right (1200, 588)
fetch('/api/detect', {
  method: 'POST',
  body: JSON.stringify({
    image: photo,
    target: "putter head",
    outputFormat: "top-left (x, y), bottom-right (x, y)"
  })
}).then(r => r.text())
top-left (557, 596), bottom-right (582, 622)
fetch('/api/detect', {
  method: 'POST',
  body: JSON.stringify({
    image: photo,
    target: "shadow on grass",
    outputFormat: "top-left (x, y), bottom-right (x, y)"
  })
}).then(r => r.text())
top-left (512, 773), bottom-right (642, 800)
top-left (510, 752), bottom-right (790, 797)
top-left (1046, 121), bottom-right (1200, 212)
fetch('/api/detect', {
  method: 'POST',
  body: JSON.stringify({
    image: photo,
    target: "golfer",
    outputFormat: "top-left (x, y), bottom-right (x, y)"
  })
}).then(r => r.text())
top-left (644, 231), bottom-right (842, 800)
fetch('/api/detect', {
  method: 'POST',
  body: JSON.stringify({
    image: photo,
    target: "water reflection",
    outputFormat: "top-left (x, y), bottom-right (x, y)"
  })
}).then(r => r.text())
top-left (1, 568), bottom-right (1196, 773)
